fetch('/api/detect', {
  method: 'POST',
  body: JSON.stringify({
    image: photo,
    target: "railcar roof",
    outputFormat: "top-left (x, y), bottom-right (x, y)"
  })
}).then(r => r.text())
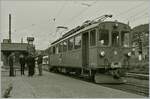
top-left (51, 21), bottom-right (129, 45)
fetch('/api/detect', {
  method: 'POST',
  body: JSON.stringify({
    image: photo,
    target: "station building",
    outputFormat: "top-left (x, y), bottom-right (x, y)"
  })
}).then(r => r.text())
top-left (1, 37), bottom-right (35, 66)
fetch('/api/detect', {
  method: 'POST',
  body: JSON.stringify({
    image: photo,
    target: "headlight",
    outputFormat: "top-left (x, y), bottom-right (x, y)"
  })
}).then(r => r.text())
top-left (132, 48), bottom-right (135, 51)
top-left (127, 52), bottom-right (131, 56)
top-left (100, 51), bottom-right (105, 56)
top-left (114, 51), bottom-right (117, 55)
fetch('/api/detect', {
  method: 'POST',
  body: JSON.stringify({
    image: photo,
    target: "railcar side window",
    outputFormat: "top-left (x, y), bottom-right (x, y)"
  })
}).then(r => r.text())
top-left (75, 34), bottom-right (81, 49)
top-left (112, 31), bottom-right (119, 46)
top-left (52, 46), bottom-right (55, 54)
top-left (121, 31), bottom-right (130, 47)
top-left (50, 48), bottom-right (52, 54)
top-left (56, 45), bottom-right (59, 54)
top-left (90, 29), bottom-right (96, 46)
top-left (68, 37), bottom-right (74, 50)
top-left (99, 29), bottom-right (109, 45)
top-left (58, 42), bottom-right (63, 53)
top-left (63, 41), bottom-right (67, 52)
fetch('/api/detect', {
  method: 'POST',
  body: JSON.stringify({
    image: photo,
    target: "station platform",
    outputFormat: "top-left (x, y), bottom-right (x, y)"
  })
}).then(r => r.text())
top-left (1, 67), bottom-right (145, 98)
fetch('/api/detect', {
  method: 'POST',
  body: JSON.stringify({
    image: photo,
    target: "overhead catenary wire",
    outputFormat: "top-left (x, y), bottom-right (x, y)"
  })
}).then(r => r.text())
top-left (55, 2), bottom-right (66, 19)
top-left (52, 1), bottom-right (98, 37)
top-left (64, 1), bottom-right (146, 29)
top-left (115, 1), bottom-right (147, 18)
top-left (1, 19), bottom-right (48, 34)
top-left (20, 2), bottom-right (66, 37)
top-left (52, 1), bottom-right (69, 38)
top-left (2, 1), bottom-right (149, 47)
top-left (2, 1), bottom-right (146, 34)
top-left (9, 19), bottom-right (50, 34)
top-left (111, 2), bottom-right (148, 24)
top-left (126, 8), bottom-right (149, 21)
top-left (4, 4), bottom-right (67, 36)
top-left (129, 12), bottom-right (149, 23)
top-left (120, 7), bottom-right (149, 22)
top-left (63, 0), bottom-right (98, 27)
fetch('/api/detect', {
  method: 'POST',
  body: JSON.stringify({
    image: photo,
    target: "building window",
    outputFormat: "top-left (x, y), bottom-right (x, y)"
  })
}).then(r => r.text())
top-left (75, 34), bottom-right (81, 49)
top-left (99, 29), bottom-right (109, 45)
top-left (63, 41), bottom-right (67, 52)
top-left (90, 29), bottom-right (96, 46)
top-left (68, 37), bottom-right (74, 50)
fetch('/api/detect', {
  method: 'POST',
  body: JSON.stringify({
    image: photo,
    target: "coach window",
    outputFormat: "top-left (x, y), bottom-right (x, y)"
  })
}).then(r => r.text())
top-left (56, 45), bottom-right (59, 54)
top-left (99, 29), bottom-right (109, 45)
top-left (75, 34), bottom-right (81, 49)
top-left (63, 41), bottom-right (67, 52)
top-left (90, 29), bottom-right (96, 46)
top-left (58, 42), bottom-right (63, 53)
top-left (52, 46), bottom-right (56, 54)
top-left (68, 37), bottom-right (74, 50)
top-left (49, 48), bottom-right (51, 54)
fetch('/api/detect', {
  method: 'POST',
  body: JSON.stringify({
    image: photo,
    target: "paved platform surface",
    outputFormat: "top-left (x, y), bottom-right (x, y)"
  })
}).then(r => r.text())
top-left (1, 68), bottom-right (144, 98)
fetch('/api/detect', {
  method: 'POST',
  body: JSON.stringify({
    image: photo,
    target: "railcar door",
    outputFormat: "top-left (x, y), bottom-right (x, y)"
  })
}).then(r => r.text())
top-left (82, 32), bottom-right (89, 67)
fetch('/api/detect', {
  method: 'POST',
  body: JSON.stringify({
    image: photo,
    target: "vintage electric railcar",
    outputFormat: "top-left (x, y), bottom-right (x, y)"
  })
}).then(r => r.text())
top-left (48, 20), bottom-right (132, 83)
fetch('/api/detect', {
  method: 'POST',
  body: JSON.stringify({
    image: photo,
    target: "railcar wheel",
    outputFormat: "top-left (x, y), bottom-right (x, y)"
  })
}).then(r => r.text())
top-left (54, 67), bottom-right (59, 73)
top-left (65, 68), bottom-right (70, 74)
top-left (49, 68), bottom-right (52, 72)
top-left (89, 70), bottom-right (96, 82)
top-left (49, 67), bottom-right (54, 72)
top-left (75, 69), bottom-right (81, 75)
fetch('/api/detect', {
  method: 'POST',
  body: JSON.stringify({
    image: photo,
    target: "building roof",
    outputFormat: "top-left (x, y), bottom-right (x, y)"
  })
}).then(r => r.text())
top-left (1, 43), bottom-right (29, 51)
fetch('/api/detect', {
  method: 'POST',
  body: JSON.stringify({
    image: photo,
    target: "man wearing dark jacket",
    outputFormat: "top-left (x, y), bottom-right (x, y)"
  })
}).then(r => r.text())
top-left (19, 54), bottom-right (26, 75)
top-left (37, 55), bottom-right (43, 76)
top-left (8, 53), bottom-right (15, 77)
top-left (26, 53), bottom-right (35, 77)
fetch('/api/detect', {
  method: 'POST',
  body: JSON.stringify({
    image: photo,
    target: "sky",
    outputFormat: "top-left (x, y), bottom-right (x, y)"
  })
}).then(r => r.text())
top-left (0, 0), bottom-right (149, 50)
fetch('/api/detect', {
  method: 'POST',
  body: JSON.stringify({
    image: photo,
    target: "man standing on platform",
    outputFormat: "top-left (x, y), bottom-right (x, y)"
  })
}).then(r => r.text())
top-left (26, 53), bottom-right (35, 77)
top-left (19, 54), bottom-right (26, 75)
top-left (8, 53), bottom-right (15, 77)
top-left (37, 54), bottom-right (43, 76)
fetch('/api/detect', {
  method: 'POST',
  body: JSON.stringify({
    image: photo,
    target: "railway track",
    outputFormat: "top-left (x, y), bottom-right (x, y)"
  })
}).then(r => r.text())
top-left (126, 72), bottom-right (149, 80)
top-left (101, 82), bottom-right (149, 97)
top-left (43, 68), bottom-right (149, 97)
top-left (125, 83), bottom-right (149, 96)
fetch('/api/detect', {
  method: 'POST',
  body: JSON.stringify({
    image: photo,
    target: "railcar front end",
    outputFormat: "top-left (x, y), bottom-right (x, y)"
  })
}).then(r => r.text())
top-left (90, 22), bottom-right (132, 83)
